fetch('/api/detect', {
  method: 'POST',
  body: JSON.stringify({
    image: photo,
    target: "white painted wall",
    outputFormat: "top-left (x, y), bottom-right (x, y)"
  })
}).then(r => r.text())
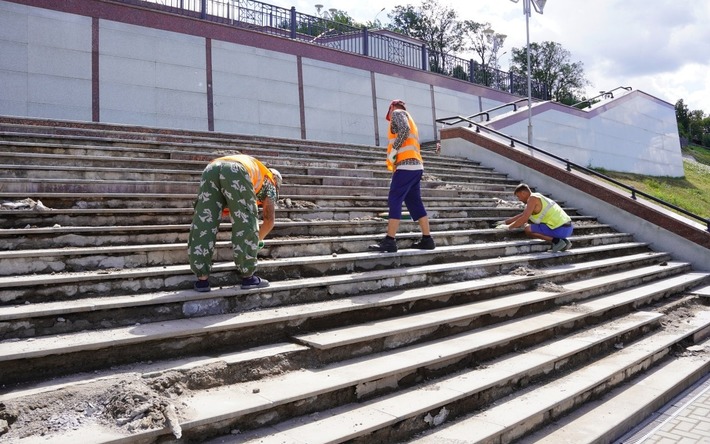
top-left (302, 59), bottom-right (374, 144)
top-left (212, 41), bottom-right (300, 138)
top-left (100, 20), bottom-right (207, 130)
top-left (0, 1), bottom-right (92, 120)
top-left (493, 90), bottom-right (684, 177)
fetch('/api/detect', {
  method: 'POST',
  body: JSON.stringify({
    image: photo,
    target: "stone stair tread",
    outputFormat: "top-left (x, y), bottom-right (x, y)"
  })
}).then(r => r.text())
top-left (2, 270), bottom-right (703, 373)
top-left (0, 230), bottom-right (619, 260)
top-left (0, 341), bottom-right (307, 403)
top-left (409, 323), bottom-right (710, 444)
top-left (691, 284), bottom-right (710, 296)
top-left (0, 241), bottom-right (649, 289)
top-left (517, 337), bottom-right (710, 444)
top-left (12, 312), bottom-right (665, 444)
top-left (293, 262), bottom-right (694, 350)
top-left (137, 311), bottom-right (680, 443)
top-left (0, 252), bottom-right (670, 323)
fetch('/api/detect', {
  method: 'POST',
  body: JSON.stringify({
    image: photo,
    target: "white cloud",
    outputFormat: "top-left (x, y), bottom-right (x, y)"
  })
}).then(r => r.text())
top-left (285, 0), bottom-right (710, 112)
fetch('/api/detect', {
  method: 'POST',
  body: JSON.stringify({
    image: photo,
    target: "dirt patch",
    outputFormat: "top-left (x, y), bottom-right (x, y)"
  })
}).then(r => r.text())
top-left (0, 198), bottom-right (51, 211)
top-left (0, 375), bottom-right (188, 441)
top-left (433, 183), bottom-right (475, 191)
top-left (508, 267), bottom-right (540, 276)
top-left (422, 173), bottom-right (442, 182)
top-left (279, 198), bottom-right (319, 209)
top-left (494, 198), bottom-right (523, 208)
top-left (536, 281), bottom-right (567, 293)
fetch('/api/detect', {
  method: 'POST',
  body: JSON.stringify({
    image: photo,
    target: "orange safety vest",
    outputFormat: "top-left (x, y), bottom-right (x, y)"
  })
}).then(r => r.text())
top-left (212, 154), bottom-right (275, 205)
top-left (387, 111), bottom-right (422, 172)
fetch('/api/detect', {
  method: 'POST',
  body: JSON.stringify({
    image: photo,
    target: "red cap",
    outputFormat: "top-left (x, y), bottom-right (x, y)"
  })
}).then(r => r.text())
top-left (385, 99), bottom-right (406, 121)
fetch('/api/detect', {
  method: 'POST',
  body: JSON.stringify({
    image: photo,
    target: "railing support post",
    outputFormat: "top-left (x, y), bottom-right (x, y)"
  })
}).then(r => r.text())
top-left (469, 59), bottom-right (475, 83)
top-left (421, 44), bottom-right (428, 71)
top-left (290, 7), bottom-right (296, 39)
top-left (201, 0), bottom-right (206, 19)
top-left (362, 27), bottom-right (369, 57)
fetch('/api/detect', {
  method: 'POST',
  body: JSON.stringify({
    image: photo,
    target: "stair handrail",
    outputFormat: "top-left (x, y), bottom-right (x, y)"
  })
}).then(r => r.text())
top-left (436, 114), bottom-right (710, 232)
top-left (438, 99), bottom-right (531, 127)
top-left (572, 86), bottom-right (633, 109)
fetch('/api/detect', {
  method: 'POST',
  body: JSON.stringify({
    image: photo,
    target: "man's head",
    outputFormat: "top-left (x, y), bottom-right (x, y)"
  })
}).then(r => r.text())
top-left (514, 183), bottom-right (532, 203)
top-left (385, 99), bottom-right (406, 121)
top-left (269, 168), bottom-right (282, 192)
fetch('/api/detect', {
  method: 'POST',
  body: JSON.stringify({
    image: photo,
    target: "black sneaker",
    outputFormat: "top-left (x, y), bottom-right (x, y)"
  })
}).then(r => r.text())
top-left (412, 237), bottom-right (436, 250)
top-left (194, 279), bottom-right (211, 292)
top-left (241, 275), bottom-right (270, 290)
top-left (561, 239), bottom-right (572, 251)
top-left (368, 236), bottom-right (398, 252)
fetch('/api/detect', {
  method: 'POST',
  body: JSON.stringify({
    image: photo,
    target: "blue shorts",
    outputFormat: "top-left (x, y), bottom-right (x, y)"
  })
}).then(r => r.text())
top-left (388, 169), bottom-right (427, 221)
top-left (530, 223), bottom-right (573, 239)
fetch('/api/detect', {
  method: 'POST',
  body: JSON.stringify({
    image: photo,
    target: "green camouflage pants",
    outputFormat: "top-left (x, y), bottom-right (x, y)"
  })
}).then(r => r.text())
top-left (187, 160), bottom-right (259, 278)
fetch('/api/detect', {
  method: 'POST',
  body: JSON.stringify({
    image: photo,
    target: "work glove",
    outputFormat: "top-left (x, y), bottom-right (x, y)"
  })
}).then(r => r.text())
top-left (495, 223), bottom-right (510, 230)
top-left (387, 148), bottom-right (397, 166)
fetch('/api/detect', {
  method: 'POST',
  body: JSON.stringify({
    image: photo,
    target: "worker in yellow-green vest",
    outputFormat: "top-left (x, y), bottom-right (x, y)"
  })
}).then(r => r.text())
top-left (369, 99), bottom-right (435, 253)
top-left (496, 183), bottom-right (573, 253)
top-left (188, 154), bottom-right (282, 292)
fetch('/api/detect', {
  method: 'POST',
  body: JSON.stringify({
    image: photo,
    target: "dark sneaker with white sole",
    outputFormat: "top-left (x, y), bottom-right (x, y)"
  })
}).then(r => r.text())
top-left (368, 236), bottom-right (398, 252)
top-left (411, 237), bottom-right (436, 250)
top-left (241, 275), bottom-right (269, 289)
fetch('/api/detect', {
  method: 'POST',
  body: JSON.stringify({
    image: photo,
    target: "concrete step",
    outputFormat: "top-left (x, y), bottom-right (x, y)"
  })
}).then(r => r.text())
top-left (0, 217), bottom-right (603, 250)
top-left (0, 231), bottom-right (631, 276)
top-left (0, 131), bottom-right (494, 173)
top-left (3, 311), bottom-right (663, 444)
top-left (291, 262), bottom-right (697, 354)
top-left (25, 283), bottom-right (710, 444)
top-left (1, 252), bottom-right (687, 388)
top-left (0, 204), bottom-right (580, 229)
top-left (408, 307), bottom-right (710, 444)
top-left (0, 178), bottom-right (517, 199)
top-left (517, 337), bottom-right (710, 444)
top-left (0, 191), bottom-right (506, 210)
top-left (0, 241), bottom-right (653, 305)
top-left (0, 149), bottom-right (513, 184)
top-left (0, 253), bottom-right (677, 342)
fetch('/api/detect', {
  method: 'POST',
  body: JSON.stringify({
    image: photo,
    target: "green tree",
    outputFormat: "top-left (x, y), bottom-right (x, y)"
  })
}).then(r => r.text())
top-left (510, 41), bottom-right (588, 104)
top-left (291, 9), bottom-right (359, 38)
top-left (688, 109), bottom-right (706, 145)
top-left (387, 2), bottom-right (465, 75)
top-left (463, 21), bottom-right (506, 87)
top-left (675, 99), bottom-right (691, 138)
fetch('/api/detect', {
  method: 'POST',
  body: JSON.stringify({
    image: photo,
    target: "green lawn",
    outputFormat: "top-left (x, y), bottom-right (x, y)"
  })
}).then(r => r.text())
top-left (592, 144), bottom-right (710, 221)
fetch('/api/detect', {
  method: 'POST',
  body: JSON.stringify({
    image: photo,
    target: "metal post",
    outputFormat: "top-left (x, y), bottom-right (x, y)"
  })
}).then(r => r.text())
top-left (421, 44), bottom-right (428, 71)
top-left (290, 7), bottom-right (296, 39)
top-left (524, 0), bottom-right (533, 146)
top-left (362, 27), bottom-right (369, 57)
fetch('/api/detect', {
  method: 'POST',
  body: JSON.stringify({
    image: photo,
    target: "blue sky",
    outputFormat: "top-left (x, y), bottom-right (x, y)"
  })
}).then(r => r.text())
top-left (286, 0), bottom-right (710, 113)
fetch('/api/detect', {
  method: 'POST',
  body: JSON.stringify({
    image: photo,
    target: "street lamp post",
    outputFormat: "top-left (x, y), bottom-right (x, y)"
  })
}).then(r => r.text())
top-left (510, 0), bottom-right (546, 146)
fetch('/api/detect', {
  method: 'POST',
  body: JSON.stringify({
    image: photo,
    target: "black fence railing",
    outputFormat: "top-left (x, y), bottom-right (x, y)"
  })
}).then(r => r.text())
top-left (117, 0), bottom-right (549, 100)
top-left (436, 110), bottom-right (710, 232)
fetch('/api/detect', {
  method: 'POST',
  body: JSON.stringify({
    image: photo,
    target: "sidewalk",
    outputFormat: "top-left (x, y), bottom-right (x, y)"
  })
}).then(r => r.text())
top-left (616, 372), bottom-right (710, 443)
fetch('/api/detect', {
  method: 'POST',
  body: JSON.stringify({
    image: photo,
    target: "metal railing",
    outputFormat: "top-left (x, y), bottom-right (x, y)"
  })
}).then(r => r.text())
top-left (436, 111), bottom-right (710, 232)
top-left (116, 0), bottom-right (549, 99)
top-left (572, 86), bottom-right (632, 109)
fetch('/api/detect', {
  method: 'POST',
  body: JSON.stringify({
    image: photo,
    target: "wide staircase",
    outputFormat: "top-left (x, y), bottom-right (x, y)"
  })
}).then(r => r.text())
top-left (0, 120), bottom-right (708, 444)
